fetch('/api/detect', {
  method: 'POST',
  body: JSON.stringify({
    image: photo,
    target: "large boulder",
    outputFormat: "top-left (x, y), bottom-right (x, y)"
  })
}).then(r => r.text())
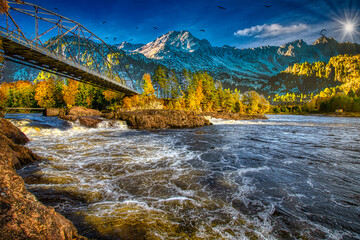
top-left (78, 116), bottom-right (103, 128)
top-left (107, 110), bottom-right (212, 129)
top-left (0, 134), bottom-right (40, 169)
top-left (0, 118), bottom-right (29, 145)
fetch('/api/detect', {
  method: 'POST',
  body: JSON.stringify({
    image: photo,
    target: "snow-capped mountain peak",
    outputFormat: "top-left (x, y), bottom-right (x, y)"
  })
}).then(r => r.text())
top-left (136, 30), bottom-right (212, 59)
top-left (117, 41), bottom-right (144, 52)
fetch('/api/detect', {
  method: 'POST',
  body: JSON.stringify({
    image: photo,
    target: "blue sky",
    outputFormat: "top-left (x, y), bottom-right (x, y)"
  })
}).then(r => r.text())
top-left (14, 0), bottom-right (360, 48)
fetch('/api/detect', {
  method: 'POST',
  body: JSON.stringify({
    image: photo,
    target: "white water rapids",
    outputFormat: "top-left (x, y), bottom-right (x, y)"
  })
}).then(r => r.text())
top-left (6, 114), bottom-right (360, 240)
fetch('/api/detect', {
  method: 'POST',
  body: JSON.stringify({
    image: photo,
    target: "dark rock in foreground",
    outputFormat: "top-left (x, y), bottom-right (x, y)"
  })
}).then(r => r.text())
top-left (104, 109), bottom-right (212, 129)
top-left (0, 118), bottom-right (30, 145)
top-left (0, 118), bottom-right (86, 240)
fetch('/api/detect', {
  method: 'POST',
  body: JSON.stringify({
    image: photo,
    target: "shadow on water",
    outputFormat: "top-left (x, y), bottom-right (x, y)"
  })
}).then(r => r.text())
top-left (20, 162), bottom-right (116, 240)
top-left (5, 113), bottom-right (73, 130)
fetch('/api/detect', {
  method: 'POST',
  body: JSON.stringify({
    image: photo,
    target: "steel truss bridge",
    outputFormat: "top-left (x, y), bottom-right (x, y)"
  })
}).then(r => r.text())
top-left (0, 0), bottom-right (139, 95)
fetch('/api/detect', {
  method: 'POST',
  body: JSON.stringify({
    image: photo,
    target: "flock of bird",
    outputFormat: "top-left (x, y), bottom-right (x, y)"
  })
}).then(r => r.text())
top-left (52, 4), bottom-right (278, 43)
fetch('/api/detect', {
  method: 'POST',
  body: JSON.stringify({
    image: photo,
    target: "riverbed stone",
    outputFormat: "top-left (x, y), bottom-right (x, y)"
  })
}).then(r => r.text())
top-left (78, 116), bottom-right (103, 128)
top-left (61, 115), bottom-right (79, 122)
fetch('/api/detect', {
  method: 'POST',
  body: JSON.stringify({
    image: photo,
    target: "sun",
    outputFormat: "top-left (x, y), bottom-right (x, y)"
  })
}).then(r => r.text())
top-left (344, 22), bottom-right (354, 33)
top-left (333, 10), bottom-right (359, 42)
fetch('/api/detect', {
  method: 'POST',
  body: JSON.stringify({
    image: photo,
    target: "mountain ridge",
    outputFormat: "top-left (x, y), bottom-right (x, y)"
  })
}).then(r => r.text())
top-left (124, 31), bottom-right (360, 91)
top-left (4, 30), bottom-right (360, 94)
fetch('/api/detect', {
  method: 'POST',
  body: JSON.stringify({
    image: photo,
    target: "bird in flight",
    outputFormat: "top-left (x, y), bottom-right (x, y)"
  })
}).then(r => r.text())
top-left (264, 5), bottom-right (272, 8)
top-left (103, 21), bottom-right (106, 24)
top-left (153, 27), bottom-right (158, 30)
top-left (217, 5), bottom-right (226, 10)
top-left (136, 27), bottom-right (139, 29)
top-left (54, 7), bottom-right (58, 10)
top-left (319, 29), bottom-right (327, 36)
top-left (105, 37), bottom-right (109, 39)
top-left (114, 37), bottom-right (117, 41)
top-left (200, 29), bottom-right (205, 32)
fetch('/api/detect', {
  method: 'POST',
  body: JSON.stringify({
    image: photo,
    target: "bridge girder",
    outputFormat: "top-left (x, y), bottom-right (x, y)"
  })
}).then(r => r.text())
top-left (0, 0), bottom-right (139, 95)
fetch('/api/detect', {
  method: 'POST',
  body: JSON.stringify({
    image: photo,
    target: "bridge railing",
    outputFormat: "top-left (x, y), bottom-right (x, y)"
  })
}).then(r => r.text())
top-left (0, 0), bottom-right (136, 92)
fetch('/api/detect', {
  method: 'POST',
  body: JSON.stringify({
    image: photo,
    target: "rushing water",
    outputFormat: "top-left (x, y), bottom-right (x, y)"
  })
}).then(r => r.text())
top-left (6, 114), bottom-right (360, 240)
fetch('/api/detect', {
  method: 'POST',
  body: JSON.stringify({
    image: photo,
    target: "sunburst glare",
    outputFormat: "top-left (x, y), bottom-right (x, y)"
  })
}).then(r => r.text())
top-left (333, 10), bottom-right (360, 42)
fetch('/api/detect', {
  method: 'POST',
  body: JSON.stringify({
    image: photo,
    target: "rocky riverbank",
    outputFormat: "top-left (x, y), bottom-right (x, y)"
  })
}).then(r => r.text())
top-left (0, 117), bottom-right (86, 240)
top-left (104, 109), bottom-right (212, 129)
top-left (53, 107), bottom-right (268, 129)
top-left (56, 107), bottom-right (212, 129)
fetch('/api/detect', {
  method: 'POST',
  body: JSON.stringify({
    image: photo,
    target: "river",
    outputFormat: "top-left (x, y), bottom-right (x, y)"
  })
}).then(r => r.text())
top-left (6, 114), bottom-right (360, 240)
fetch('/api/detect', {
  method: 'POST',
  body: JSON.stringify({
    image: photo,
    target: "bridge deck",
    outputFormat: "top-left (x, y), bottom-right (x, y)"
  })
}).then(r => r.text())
top-left (0, 34), bottom-right (139, 96)
top-left (5, 108), bottom-right (45, 110)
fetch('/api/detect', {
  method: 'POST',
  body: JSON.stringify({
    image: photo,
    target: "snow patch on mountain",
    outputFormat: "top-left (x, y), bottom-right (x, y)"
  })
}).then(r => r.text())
top-left (136, 30), bottom-right (212, 59)
top-left (117, 42), bottom-right (144, 52)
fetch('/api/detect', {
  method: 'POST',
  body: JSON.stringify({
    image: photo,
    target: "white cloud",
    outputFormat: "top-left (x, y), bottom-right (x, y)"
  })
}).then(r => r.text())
top-left (234, 23), bottom-right (309, 38)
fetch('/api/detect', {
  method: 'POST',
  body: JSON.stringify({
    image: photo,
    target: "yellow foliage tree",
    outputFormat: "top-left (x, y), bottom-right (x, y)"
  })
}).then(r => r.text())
top-left (103, 90), bottom-right (117, 102)
top-left (122, 97), bottom-right (132, 110)
top-left (141, 73), bottom-right (156, 108)
top-left (0, 82), bottom-right (12, 107)
top-left (194, 80), bottom-right (204, 111)
top-left (34, 78), bottom-right (57, 108)
top-left (142, 73), bottom-right (155, 97)
top-left (62, 79), bottom-right (79, 108)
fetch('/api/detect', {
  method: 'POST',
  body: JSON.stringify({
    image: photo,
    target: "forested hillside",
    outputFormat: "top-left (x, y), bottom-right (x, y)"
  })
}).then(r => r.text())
top-left (266, 54), bottom-right (360, 99)
top-left (269, 54), bottom-right (360, 113)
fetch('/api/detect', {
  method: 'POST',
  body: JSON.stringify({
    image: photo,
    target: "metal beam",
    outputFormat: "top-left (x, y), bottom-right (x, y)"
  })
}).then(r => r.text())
top-left (0, 0), bottom-right (138, 95)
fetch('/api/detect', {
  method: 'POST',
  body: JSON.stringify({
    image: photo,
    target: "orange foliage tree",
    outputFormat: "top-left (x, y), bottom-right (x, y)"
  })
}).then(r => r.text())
top-left (0, 82), bottom-right (12, 107)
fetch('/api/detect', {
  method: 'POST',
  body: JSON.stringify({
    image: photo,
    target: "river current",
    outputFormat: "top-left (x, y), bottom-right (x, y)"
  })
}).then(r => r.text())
top-left (6, 114), bottom-right (360, 240)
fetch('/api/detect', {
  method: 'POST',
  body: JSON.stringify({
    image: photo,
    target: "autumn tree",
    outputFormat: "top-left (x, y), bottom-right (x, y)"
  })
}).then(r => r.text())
top-left (153, 66), bottom-right (167, 98)
top-left (34, 78), bottom-right (59, 108)
top-left (0, 82), bottom-right (12, 107)
top-left (76, 83), bottom-right (94, 108)
top-left (142, 73), bottom-right (155, 98)
top-left (242, 91), bottom-right (269, 114)
top-left (62, 79), bottom-right (79, 108)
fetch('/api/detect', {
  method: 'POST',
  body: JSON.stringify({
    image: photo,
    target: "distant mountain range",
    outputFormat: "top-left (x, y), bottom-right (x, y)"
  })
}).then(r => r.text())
top-left (4, 30), bottom-right (360, 94)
